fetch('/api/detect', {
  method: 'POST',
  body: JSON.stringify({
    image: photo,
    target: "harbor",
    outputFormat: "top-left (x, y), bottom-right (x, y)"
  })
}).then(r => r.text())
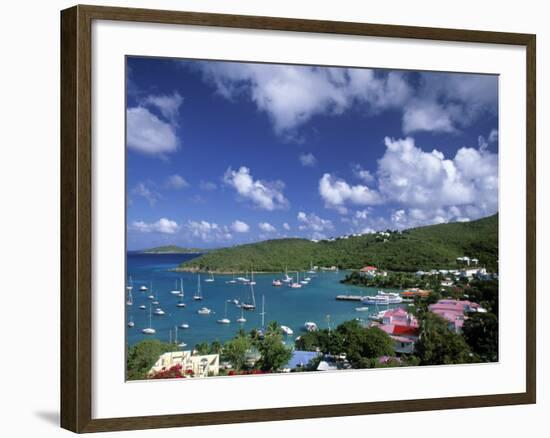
top-left (125, 252), bottom-right (405, 349)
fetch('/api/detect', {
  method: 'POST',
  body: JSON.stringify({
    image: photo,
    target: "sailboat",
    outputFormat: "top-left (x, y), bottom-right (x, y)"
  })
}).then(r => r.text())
top-left (217, 301), bottom-right (231, 324)
top-left (126, 278), bottom-right (133, 306)
top-left (127, 315), bottom-right (135, 327)
top-left (179, 322), bottom-right (190, 329)
top-left (290, 272), bottom-right (302, 288)
top-left (228, 272), bottom-right (237, 284)
top-left (308, 261), bottom-right (316, 274)
top-left (147, 281), bottom-right (154, 300)
top-left (241, 282), bottom-right (256, 310)
top-left (142, 305), bottom-right (156, 334)
top-left (153, 307), bottom-right (165, 315)
top-left (170, 279), bottom-right (180, 295)
top-left (236, 306), bottom-right (246, 323)
top-left (193, 274), bottom-right (203, 300)
top-left (139, 304), bottom-right (146, 310)
top-left (282, 266), bottom-right (292, 283)
top-left (152, 286), bottom-right (159, 305)
top-left (175, 325), bottom-right (187, 348)
top-left (204, 272), bottom-right (215, 283)
top-left (259, 295), bottom-right (266, 332)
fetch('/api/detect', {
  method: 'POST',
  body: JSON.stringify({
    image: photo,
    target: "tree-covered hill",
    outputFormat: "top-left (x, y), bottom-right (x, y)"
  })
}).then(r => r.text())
top-left (140, 245), bottom-right (205, 254)
top-left (177, 214), bottom-right (498, 273)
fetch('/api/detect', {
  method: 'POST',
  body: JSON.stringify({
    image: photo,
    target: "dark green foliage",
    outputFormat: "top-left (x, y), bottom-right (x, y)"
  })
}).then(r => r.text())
top-left (295, 319), bottom-right (393, 368)
top-left (222, 335), bottom-right (252, 371)
top-left (126, 339), bottom-right (175, 380)
top-left (256, 332), bottom-right (293, 372)
top-left (415, 313), bottom-right (472, 365)
top-left (463, 312), bottom-right (499, 362)
top-left (178, 214), bottom-right (498, 273)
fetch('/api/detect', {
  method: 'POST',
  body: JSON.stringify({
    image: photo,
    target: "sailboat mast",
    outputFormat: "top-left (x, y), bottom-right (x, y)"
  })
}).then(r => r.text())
top-left (260, 295), bottom-right (265, 329)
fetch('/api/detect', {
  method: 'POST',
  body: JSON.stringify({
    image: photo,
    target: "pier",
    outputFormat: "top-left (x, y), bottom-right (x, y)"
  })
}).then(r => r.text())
top-left (335, 295), bottom-right (363, 301)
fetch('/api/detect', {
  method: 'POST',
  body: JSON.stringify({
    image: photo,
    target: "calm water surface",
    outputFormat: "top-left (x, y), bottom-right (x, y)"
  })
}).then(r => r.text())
top-left (126, 253), bottom-right (401, 348)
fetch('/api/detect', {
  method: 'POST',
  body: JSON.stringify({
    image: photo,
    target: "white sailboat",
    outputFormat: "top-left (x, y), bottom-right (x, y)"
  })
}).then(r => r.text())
top-left (142, 305), bottom-right (156, 334)
top-left (126, 278), bottom-right (133, 306)
top-left (228, 272), bottom-right (237, 284)
top-left (175, 326), bottom-right (187, 348)
top-left (282, 266), bottom-right (292, 283)
top-left (147, 281), bottom-right (154, 300)
top-left (290, 271), bottom-right (302, 288)
top-left (204, 272), bottom-right (215, 283)
top-left (179, 322), bottom-right (190, 329)
top-left (259, 295), bottom-right (266, 332)
top-left (153, 307), bottom-right (165, 315)
top-left (139, 304), bottom-right (146, 310)
top-left (241, 282), bottom-right (256, 310)
top-left (308, 261), bottom-right (316, 274)
top-left (197, 307), bottom-right (212, 315)
top-left (217, 301), bottom-right (231, 324)
top-left (193, 274), bottom-right (203, 300)
top-left (127, 315), bottom-right (135, 327)
top-left (236, 306), bottom-right (246, 323)
top-left (170, 279), bottom-right (180, 295)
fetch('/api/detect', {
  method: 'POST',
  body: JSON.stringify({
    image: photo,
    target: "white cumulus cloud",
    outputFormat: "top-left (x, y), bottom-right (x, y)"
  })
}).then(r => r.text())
top-left (258, 222), bottom-right (276, 233)
top-left (299, 153), bottom-right (317, 167)
top-left (283, 222), bottom-right (291, 231)
top-left (185, 220), bottom-right (232, 242)
top-left (126, 107), bottom-right (178, 155)
top-left (319, 173), bottom-right (382, 212)
top-left (297, 212), bottom-right (334, 232)
top-left (142, 92), bottom-right (183, 125)
top-left (165, 174), bottom-right (189, 189)
top-left (131, 218), bottom-right (179, 234)
top-left (230, 220), bottom-right (250, 233)
top-left (223, 166), bottom-right (289, 210)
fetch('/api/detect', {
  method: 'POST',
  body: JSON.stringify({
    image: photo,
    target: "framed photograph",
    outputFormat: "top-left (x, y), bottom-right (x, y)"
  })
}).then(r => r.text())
top-left (60, 4), bottom-right (536, 433)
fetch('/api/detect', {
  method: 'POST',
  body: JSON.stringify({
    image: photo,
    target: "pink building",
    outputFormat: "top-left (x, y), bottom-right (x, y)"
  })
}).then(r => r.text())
top-left (379, 308), bottom-right (419, 354)
top-left (428, 299), bottom-right (481, 333)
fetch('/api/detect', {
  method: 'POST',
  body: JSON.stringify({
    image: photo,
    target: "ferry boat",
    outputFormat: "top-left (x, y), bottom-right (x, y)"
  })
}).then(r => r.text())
top-left (362, 291), bottom-right (403, 305)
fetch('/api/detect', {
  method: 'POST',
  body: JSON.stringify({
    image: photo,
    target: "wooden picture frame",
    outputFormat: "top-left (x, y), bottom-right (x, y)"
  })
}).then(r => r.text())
top-left (60, 4), bottom-right (536, 433)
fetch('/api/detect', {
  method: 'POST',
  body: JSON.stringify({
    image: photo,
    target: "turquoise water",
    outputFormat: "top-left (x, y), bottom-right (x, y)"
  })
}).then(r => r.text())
top-left (126, 253), bottom-right (401, 348)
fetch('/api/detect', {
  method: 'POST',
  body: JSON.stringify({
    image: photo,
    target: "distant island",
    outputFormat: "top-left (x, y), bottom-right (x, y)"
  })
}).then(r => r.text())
top-left (175, 214), bottom-right (498, 274)
top-left (140, 245), bottom-right (206, 254)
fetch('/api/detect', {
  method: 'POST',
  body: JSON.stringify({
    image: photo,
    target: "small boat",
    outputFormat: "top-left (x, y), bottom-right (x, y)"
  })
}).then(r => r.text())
top-left (241, 283), bottom-right (256, 310)
top-left (126, 281), bottom-right (133, 306)
top-left (153, 307), bottom-right (165, 316)
top-left (197, 307), bottom-right (212, 315)
top-left (193, 275), bottom-right (203, 301)
top-left (307, 261), bottom-right (316, 274)
top-left (142, 305), bottom-right (156, 334)
top-left (139, 304), bottom-right (146, 310)
top-left (290, 272), bottom-right (302, 288)
top-left (204, 272), bottom-right (215, 283)
top-left (272, 279), bottom-right (282, 287)
top-left (139, 284), bottom-right (148, 292)
top-left (217, 302), bottom-right (231, 324)
top-left (280, 325), bottom-right (293, 335)
top-left (236, 306), bottom-right (246, 323)
top-left (127, 315), bottom-right (135, 327)
top-left (170, 279), bottom-right (180, 295)
top-left (304, 321), bottom-right (318, 332)
top-left (227, 272), bottom-right (237, 284)
top-left (282, 267), bottom-right (292, 283)
top-left (179, 323), bottom-right (190, 329)
top-left (176, 279), bottom-right (186, 307)
top-left (355, 306), bottom-right (370, 312)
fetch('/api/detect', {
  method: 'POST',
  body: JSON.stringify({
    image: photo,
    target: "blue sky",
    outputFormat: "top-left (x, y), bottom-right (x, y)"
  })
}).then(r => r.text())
top-left (126, 57), bottom-right (499, 250)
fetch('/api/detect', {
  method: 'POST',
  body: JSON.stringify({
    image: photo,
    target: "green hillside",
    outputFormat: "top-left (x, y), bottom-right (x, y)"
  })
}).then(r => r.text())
top-left (177, 214), bottom-right (498, 273)
top-left (141, 245), bottom-right (205, 254)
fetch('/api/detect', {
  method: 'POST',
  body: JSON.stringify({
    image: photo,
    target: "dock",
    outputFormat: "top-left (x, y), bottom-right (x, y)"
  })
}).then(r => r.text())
top-left (335, 295), bottom-right (363, 301)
